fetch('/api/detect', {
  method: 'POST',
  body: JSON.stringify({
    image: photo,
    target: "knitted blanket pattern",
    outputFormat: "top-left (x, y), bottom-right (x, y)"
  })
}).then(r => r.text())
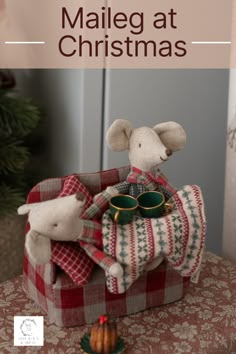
top-left (102, 185), bottom-right (206, 294)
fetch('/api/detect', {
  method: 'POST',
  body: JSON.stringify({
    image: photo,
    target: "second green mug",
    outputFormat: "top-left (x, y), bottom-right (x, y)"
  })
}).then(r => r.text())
top-left (137, 191), bottom-right (173, 218)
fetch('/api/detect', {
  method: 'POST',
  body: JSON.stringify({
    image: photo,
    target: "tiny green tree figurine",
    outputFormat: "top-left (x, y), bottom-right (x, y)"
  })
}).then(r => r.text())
top-left (0, 70), bottom-right (41, 217)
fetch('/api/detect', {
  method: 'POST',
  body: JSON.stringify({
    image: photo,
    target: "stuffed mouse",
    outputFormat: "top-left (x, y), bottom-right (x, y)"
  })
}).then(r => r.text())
top-left (87, 119), bottom-right (187, 271)
top-left (18, 192), bottom-right (123, 278)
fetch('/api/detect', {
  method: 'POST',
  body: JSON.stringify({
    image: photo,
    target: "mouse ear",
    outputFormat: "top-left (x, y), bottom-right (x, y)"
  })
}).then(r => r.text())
top-left (75, 192), bottom-right (85, 202)
top-left (17, 204), bottom-right (32, 215)
top-left (106, 119), bottom-right (133, 151)
top-left (153, 121), bottom-right (186, 151)
top-left (17, 202), bottom-right (40, 215)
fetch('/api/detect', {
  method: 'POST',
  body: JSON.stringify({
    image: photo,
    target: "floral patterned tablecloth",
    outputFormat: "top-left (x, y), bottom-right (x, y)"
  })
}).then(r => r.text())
top-left (0, 251), bottom-right (236, 354)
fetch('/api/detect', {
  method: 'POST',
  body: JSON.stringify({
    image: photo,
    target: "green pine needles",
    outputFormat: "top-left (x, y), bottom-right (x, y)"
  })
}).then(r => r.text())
top-left (0, 83), bottom-right (41, 217)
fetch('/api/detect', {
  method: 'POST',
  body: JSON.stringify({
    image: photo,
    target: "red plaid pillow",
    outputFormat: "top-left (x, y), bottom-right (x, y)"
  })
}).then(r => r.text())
top-left (59, 174), bottom-right (93, 213)
top-left (50, 175), bottom-right (95, 287)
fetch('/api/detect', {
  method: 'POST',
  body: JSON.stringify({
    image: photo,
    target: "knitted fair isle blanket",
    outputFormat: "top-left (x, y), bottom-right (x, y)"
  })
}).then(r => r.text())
top-left (102, 185), bottom-right (206, 294)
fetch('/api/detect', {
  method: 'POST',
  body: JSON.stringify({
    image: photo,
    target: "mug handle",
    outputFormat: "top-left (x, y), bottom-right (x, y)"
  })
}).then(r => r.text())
top-left (164, 202), bottom-right (173, 215)
top-left (114, 210), bottom-right (120, 223)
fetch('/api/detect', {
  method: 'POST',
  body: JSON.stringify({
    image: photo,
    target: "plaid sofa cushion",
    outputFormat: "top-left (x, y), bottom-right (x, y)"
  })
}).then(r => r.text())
top-left (23, 251), bottom-right (190, 327)
top-left (51, 175), bottom-right (94, 286)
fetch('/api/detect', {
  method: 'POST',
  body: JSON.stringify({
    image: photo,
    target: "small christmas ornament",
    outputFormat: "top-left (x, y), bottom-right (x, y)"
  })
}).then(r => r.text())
top-left (79, 315), bottom-right (125, 354)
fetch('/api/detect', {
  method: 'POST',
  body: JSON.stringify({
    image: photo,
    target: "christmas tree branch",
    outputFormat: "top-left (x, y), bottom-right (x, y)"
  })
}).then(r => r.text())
top-left (0, 140), bottom-right (29, 175)
top-left (0, 184), bottom-right (25, 217)
top-left (0, 91), bottom-right (40, 138)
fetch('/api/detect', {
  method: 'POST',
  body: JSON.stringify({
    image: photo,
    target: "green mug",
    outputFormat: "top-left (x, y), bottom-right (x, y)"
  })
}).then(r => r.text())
top-left (110, 194), bottom-right (139, 225)
top-left (137, 191), bottom-right (173, 218)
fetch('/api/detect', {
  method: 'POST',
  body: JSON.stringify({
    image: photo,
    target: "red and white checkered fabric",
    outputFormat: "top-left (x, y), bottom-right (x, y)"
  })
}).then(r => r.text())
top-left (23, 166), bottom-right (190, 327)
top-left (23, 249), bottom-right (190, 327)
top-left (51, 175), bottom-right (95, 286)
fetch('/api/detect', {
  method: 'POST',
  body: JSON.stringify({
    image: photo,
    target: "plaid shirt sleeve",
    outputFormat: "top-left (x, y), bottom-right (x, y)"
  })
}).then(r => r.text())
top-left (113, 181), bottom-right (130, 194)
top-left (78, 220), bottom-right (102, 247)
top-left (82, 191), bottom-right (112, 220)
top-left (82, 181), bottom-right (130, 220)
top-left (79, 221), bottom-right (121, 274)
top-left (80, 242), bottom-right (119, 274)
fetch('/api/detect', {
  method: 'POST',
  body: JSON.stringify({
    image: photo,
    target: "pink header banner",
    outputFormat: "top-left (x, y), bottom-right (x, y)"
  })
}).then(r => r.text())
top-left (0, 0), bottom-right (234, 68)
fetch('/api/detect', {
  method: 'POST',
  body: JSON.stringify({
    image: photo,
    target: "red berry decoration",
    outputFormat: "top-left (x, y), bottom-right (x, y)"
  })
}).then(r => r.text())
top-left (99, 315), bottom-right (108, 325)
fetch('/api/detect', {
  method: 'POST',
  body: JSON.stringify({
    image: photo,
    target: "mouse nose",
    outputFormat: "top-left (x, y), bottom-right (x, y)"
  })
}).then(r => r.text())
top-left (166, 148), bottom-right (172, 157)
